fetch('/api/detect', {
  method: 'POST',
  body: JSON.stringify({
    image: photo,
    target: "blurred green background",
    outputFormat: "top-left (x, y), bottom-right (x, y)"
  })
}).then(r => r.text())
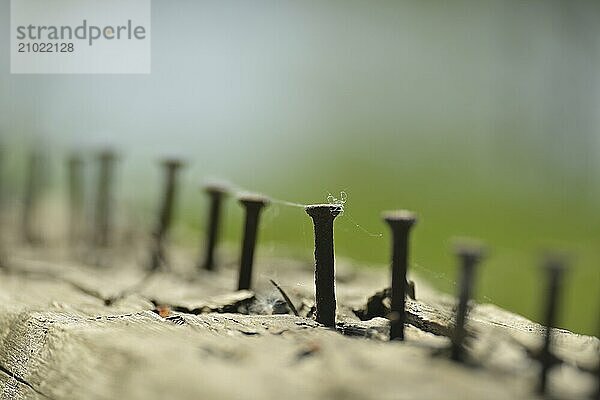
top-left (1, 0), bottom-right (598, 335)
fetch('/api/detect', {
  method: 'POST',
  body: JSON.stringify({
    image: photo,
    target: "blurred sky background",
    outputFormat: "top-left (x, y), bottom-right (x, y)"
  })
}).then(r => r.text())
top-left (0, 0), bottom-right (599, 334)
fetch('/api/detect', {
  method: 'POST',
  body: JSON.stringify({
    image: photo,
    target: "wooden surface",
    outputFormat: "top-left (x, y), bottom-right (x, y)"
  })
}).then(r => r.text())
top-left (0, 244), bottom-right (596, 400)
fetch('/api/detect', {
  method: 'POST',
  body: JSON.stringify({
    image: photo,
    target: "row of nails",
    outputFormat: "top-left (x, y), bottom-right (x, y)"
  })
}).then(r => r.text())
top-left (19, 150), bottom-right (600, 398)
top-left (64, 152), bottom-right (269, 292)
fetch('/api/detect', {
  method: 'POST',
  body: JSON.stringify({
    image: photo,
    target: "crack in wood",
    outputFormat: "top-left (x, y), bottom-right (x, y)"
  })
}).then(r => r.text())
top-left (0, 364), bottom-right (55, 400)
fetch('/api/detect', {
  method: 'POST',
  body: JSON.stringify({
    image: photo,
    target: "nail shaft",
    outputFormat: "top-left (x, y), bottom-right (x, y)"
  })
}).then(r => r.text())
top-left (596, 308), bottom-right (600, 400)
top-left (149, 159), bottom-right (184, 271)
top-left (237, 195), bottom-right (269, 290)
top-left (383, 210), bottom-right (417, 341)
top-left (22, 150), bottom-right (42, 244)
top-left (94, 150), bottom-right (116, 248)
top-left (451, 241), bottom-right (484, 362)
top-left (596, 329), bottom-right (600, 400)
top-left (67, 155), bottom-right (84, 244)
top-left (199, 185), bottom-right (228, 271)
top-left (0, 145), bottom-right (4, 210)
top-left (0, 146), bottom-right (4, 262)
top-left (538, 256), bottom-right (566, 395)
top-left (305, 204), bottom-right (342, 328)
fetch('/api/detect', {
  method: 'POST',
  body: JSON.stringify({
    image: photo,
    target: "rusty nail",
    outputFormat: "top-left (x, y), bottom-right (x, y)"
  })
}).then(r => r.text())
top-left (237, 194), bottom-right (269, 290)
top-left (451, 240), bottom-right (484, 362)
top-left (596, 347), bottom-right (599, 400)
top-left (148, 158), bottom-right (184, 271)
top-left (596, 323), bottom-right (600, 400)
top-left (94, 149), bottom-right (117, 248)
top-left (595, 331), bottom-right (599, 400)
top-left (67, 154), bottom-right (84, 244)
top-left (305, 204), bottom-right (343, 328)
top-left (0, 145), bottom-right (4, 209)
top-left (538, 254), bottom-right (567, 395)
top-left (199, 184), bottom-right (228, 271)
top-left (382, 210), bottom-right (417, 341)
top-left (22, 150), bottom-right (43, 244)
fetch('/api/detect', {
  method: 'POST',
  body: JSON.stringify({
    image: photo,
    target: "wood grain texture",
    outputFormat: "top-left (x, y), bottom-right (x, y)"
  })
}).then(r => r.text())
top-left (0, 249), bottom-right (596, 400)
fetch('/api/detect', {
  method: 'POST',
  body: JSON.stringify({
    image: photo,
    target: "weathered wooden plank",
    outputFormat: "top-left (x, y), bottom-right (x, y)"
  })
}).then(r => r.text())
top-left (0, 251), bottom-right (595, 400)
